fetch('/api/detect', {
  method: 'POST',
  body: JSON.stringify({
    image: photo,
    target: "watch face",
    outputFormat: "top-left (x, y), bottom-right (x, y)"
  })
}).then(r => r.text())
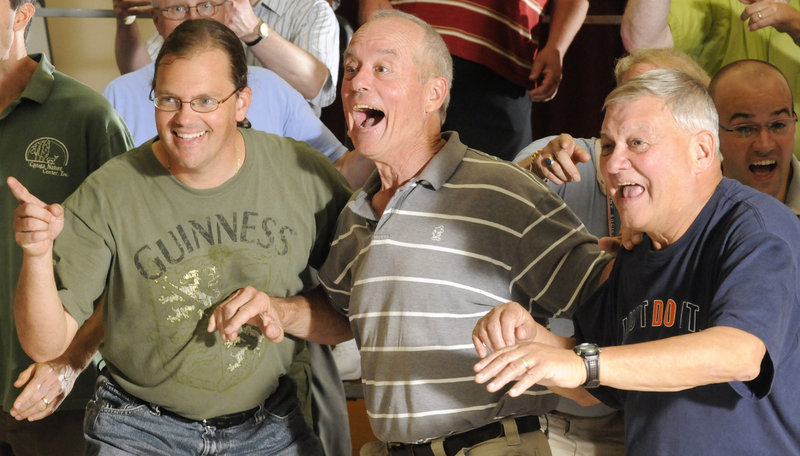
top-left (259, 22), bottom-right (268, 38)
top-left (574, 343), bottom-right (600, 356)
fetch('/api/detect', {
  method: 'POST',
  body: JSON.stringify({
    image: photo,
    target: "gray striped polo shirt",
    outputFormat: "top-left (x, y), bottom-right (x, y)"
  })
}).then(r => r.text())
top-left (318, 132), bottom-right (612, 443)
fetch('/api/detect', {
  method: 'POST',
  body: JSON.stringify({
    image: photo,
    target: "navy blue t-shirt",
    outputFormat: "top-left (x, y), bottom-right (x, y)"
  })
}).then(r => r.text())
top-left (575, 178), bottom-right (800, 455)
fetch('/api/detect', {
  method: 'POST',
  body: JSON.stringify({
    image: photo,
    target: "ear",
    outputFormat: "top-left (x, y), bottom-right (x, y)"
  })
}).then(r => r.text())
top-left (14, 1), bottom-right (35, 34)
top-left (691, 130), bottom-right (718, 173)
top-left (234, 86), bottom-right (252, 123)
top-left (423, 75), bottom-right (448, 116)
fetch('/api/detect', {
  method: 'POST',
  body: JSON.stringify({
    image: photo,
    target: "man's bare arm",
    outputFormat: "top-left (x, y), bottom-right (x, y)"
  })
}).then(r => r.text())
top-left (621, 0), bottom-right (674, 50)
top-left (113, 0), bottom-right (153, 74)
top-left (208, 285), bottom-right (353, 345)
top-left (529, 0), bottom-right (589, 101)
top-left (227, 0), bottom-right (330, 100)
top-left (475, 326), bottom-right (765, 396)
top-left (9, 177), bottom-right (78, 361)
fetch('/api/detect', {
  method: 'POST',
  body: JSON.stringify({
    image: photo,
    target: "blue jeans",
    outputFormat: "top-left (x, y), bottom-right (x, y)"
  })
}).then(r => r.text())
top-left (84, 373), bottom-right (322, 455)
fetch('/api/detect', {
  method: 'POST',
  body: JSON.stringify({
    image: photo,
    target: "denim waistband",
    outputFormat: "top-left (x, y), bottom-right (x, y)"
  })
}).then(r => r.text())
top-left (100, 369), bottom-right (293, 429)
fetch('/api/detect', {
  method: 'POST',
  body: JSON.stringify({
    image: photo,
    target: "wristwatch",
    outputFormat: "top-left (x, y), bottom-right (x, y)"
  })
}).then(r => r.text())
top-left (573, 343), bottom-right (601, 388)
top-left (245, 20), bottom-right (269, 47)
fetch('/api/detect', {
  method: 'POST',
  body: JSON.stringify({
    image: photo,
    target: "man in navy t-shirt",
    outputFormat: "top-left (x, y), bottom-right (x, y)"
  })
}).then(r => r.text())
top-left (471, 69), bottom-right (800, 455)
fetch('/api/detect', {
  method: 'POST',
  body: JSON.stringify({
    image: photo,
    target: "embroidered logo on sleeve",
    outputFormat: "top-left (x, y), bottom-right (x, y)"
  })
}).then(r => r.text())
top-left (431, 224), bottom-right (444, 241)
top-left (25, 137), bottom-right (69, 177)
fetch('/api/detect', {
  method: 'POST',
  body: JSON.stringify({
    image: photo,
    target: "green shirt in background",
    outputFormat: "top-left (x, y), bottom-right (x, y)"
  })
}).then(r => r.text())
top-left (0, 53), bottom-right (133, 413)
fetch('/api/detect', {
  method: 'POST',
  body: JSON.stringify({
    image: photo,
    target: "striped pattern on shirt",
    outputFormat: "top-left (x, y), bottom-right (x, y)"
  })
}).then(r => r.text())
top-left (391, 0), bottom-right (545, 88)
top-left (252, 0), bottom-right (340, 114)
top-left (318, 132), bottom-right (611, 443)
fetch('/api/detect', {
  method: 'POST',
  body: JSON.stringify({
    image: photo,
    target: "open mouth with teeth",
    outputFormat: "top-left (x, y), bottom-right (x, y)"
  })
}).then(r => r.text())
top-left (618, 182), bottom-right (644, 198)
top-left (175, 131), bottom-right (207, 140)
top-left (749, 159), bottom-right (777, 176)
top-left (352, 104), bottom-right (385, 129)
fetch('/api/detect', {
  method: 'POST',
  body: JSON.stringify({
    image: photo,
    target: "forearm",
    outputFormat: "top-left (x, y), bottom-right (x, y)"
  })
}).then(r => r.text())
top-left (114, 21), bottom-right (151, 74)
top-left (599, 326), bottom-right (765, 391)
top-left (358, 0), bottom-right (393, 25)
top-left (544, 0), bottom-right (589, 55)
top-left (549, 385), bottom-right (600, 406)
top-left (277, 286), bottom-right (352, 345)
top-left (56, 302), bottom-right (104, 372)
top-left (247, 31), bottom-right (329, 100)
top-left (620, 0), bottom-right (674, 50)
top-left (15, 252), bottom-right (78, 361)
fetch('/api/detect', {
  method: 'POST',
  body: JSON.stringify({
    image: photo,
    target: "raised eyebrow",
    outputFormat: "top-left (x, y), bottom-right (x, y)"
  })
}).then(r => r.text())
top-left (726, 112), bottom-right (756, 123)
top-left (771, 108), bottom-right (793, 118)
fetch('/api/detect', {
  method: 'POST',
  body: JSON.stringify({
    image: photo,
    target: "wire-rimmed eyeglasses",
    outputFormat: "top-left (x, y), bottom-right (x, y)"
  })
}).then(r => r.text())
top-left (150, 89), bottom-right (239, 113)
top-left (719, 115), bottom-right (797, 139)
top-left (158, 0), bottom-right (227, 20)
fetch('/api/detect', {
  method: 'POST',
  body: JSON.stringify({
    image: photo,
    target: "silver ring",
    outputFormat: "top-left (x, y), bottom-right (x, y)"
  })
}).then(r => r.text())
top-left (757, 11), bottom-right (763, 19)
top-left (41, 397), bottom-right (50, 406)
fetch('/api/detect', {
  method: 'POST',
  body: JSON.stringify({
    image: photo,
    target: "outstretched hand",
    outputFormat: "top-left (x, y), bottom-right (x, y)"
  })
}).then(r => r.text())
top-left (208, 286), bottom-right (285, 343)
top-left (473, 341), bottom-right (585, 396)
top-left (8, 177), bottom-right (64, 257)
top-left (520, 134), bottom-right (591, 185)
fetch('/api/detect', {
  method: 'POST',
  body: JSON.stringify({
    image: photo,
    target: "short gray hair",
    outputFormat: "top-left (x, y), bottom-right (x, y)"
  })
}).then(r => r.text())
top-left (605, 68), bottom-right (721, 160)
top-left (372, 9), bottom-right (453, 125)
top-left (614, 48), bottom-right (710, 87)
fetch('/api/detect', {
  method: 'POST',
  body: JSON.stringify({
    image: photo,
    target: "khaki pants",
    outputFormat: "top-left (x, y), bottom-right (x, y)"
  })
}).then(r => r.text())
top-left (361, 418), bottom-right (552, 456)
top-left (546, 410), bottom-right (626, 456)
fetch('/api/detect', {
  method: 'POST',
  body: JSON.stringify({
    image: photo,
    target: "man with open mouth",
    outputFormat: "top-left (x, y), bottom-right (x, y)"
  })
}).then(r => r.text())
top-left (473, 69), bottom-right (800, 455)
top-left (710, 59), bottom-right (800, 218)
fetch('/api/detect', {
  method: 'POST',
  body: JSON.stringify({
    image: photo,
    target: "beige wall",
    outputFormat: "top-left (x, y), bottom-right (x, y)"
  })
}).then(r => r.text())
top-left (38, 0), bottom-right (155, 92)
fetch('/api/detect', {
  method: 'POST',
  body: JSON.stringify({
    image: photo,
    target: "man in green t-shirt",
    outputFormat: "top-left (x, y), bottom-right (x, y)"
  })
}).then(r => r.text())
top-left (8, 19), bottom-right (351, 455)
top-left (0, 0), bottom-right (134, 453)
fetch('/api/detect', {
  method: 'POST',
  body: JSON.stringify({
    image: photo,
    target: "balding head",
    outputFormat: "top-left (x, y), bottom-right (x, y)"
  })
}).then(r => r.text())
top-left (710, 60), bottom-right (796, 203)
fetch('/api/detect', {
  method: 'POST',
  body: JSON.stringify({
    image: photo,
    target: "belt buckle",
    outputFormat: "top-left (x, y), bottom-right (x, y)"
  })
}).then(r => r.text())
top-left (387, 442), bottom-right (417, 456)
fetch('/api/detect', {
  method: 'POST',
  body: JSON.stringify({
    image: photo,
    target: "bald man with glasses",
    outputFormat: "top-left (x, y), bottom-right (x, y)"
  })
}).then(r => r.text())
top-left (710, 59), bottom-right (800, 217)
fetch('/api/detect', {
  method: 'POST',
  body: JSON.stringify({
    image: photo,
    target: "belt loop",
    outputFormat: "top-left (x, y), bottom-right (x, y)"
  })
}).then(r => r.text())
top-left (430, 439), bottom-right (447, 456)
top-left (540, 414), bottom-right (549, 437)
top-left (501, 418), bottom-right (521, 446)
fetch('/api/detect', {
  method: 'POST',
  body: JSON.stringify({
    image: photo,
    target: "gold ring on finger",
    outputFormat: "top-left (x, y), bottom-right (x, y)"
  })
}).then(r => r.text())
top-left (758, 11), bottom-right (763, 19)
top-left (521, 358), bottom-right (531, 370)
top-left (41, 397), bottom-right (50, 406)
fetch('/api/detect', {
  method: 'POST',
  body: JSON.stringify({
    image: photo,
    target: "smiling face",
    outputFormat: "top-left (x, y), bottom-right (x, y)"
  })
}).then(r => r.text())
top-left (341, 17), bottom-right (444, 161)
top-left (713, 66), bottom-right (795, 203)
top-left (153, 47), bottom-right (249, 181)
top-left (600, 96), bottom-right (705, 243)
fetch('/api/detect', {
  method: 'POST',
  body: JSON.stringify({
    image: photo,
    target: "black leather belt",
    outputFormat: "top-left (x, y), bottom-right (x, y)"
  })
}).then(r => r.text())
top-left (102, 369), bottom-right (262, 429)
top-left (387, 415), bottom-right (541, 456)
top-left (159, 405), bottom-right (260, 429)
